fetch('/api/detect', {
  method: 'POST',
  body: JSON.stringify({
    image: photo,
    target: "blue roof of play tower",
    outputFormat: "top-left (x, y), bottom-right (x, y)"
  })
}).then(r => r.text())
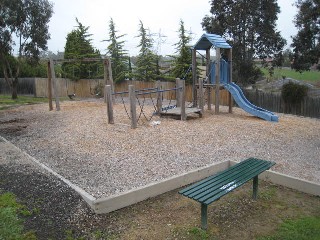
top-left (193, 33), bottom-right (232, 50)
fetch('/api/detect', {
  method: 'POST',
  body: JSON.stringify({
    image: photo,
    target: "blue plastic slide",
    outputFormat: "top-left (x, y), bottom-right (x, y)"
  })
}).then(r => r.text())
top-left (224, 82), bottom-right (279, 122)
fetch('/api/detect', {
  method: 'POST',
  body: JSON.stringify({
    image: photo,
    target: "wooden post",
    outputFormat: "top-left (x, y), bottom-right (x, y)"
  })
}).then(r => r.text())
top-left (49, 59), bottom-right (60, 111)
top-left (227, 49), bottom-right (233, 113)
top-left (105, 85), bottom-right (114, 124)
top-left (215, 48), bottom-right (220, 114)
top-left (207, 87), bottom-right (212, 110)
top-left (129, 85), bottom-right (137, 129)
top-left (180, 79), bottom-right (186, 121)
top-left (199, 78), bottom-right (204, 115)
top-left (104, 58), bottom-right (114, 103)
top-left (206, 49), bottom-right (212, 111)
top-left (206, 49), bottom-right (211, 77)
top-left (104, 58), bottom-right (108, 86)
top-left (176, 78), bottom-right (181, 107)
top-left (192, 49), bottom-right (197, 107)
top-left (47, 60), bottom-right (53, 111)
top-left (156, 80), bottom-right (162, 115)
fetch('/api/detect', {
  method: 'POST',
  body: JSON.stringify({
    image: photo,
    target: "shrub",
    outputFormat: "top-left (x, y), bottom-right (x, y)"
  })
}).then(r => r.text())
top-left (281, 82), bottom-right (308, 105)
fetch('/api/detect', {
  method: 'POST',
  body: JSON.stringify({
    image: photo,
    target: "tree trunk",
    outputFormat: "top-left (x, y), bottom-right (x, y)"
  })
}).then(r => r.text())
top-left (12, 59), bottom-right (21, 100)
top-left (11, 77), bottom-right (18, 99)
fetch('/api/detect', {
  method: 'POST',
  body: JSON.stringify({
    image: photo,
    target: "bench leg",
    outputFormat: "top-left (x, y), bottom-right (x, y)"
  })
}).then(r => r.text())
top-left (201, 203), bottom-right (208, 230)
top-left (253, 175), bottom-right (258, 200)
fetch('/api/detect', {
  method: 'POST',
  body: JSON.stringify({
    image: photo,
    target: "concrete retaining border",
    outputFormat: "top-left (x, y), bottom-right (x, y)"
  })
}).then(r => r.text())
top-left (230, 160), bottom-right (320, 197)
top-left (93, 160), bottom-right (230, 213)
top-left (92, 160), bottom-right (320, 214)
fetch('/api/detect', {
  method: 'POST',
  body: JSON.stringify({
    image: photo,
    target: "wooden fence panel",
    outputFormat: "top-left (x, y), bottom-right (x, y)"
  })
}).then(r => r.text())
top-left (243, 89), bottom-right (320, 119)
top-left (34, 78), bottom-right (104, 98)
top-left (0, 78), bottom-right (35, 95)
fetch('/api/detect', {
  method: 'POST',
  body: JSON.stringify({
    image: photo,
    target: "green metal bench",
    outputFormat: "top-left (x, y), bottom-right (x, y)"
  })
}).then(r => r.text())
top-left (179, 158), bottom-right (275, 230)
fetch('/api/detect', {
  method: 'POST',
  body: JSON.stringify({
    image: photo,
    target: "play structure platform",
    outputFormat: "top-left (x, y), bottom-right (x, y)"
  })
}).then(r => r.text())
top-left (160, 107), bottom-right (202, 118)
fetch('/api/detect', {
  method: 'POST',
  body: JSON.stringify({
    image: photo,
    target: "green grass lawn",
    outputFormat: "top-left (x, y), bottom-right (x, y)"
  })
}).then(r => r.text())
top-left (0, 95), bottom-right (48, 110)
top-left (260, 67), bottom-right (320, 84)
top-left (0, 192), bottom-right (36, 240)
top-left (258, 217), bottom-right (320, 240)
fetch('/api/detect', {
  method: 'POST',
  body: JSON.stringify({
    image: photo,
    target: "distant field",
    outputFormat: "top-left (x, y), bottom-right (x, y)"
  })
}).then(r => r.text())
top-left (260, 67), bottom-right (320, 84)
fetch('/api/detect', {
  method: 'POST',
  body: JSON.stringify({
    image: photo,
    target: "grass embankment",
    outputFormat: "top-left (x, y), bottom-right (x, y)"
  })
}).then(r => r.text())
top-left (260, 67), bottom-right (320, 85)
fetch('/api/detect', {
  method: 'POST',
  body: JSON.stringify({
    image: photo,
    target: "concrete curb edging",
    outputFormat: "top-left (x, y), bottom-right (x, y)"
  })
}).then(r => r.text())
top-left (260, 170), bottom-right (320, 196)
top-left (230, 160), bottom-right (320, 196)
top-left (93, 160), bottom-right (230, 213)
top-left (94, 160), bottom-right (320, 213)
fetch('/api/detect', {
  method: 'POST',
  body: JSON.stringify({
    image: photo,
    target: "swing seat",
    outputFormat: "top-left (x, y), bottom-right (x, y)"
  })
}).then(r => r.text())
top-left (68, 93), bottom-right (76, 99)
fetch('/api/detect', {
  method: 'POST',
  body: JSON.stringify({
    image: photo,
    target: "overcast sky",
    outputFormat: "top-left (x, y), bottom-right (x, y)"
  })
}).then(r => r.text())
top-left (47, 0), bottom-right (298, 56)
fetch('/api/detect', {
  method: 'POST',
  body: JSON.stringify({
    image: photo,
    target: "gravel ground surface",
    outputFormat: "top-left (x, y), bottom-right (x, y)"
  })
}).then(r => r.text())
top-left (0, 138), bottom-right (124, 239)
top-left (0, 99), bottom-right (319, 200)
top-left (0, 139), bottom-right (84, 239)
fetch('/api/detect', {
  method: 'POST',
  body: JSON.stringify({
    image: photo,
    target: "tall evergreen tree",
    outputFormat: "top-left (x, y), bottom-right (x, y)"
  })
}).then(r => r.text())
top-left (135, 20), bottom-right (157, 81)
top-left (0, 0), bottom-right (53, 99)
top-left (128, 56), bottom-right (133, 80)
top-left (104, 18), bottom-right (128, 83)
top-left (202, 0), bottom-right (286, 85)
top-left (170, 19), bottom-right (193, 83)
top-left (63, 18), bottom-right (101, 80)
top-left (291, 0), bottom-right (320, 72)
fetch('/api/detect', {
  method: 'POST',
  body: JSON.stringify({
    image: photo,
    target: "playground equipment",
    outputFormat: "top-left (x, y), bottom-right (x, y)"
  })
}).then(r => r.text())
top-left (106, 78), bottom-right (201, 128)
top-left (191, 33), bottom-right (279, 122)
top-left (47, 57), bottom-right (114, 111)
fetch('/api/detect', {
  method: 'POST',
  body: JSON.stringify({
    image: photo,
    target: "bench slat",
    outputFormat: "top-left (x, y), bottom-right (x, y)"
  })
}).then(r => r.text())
top-left (200, 161), bottom-right (274, 205)
top-left (179, 158), bottom-right (254, 194)
top-left (179, 158), bottom-right (275, 205)
top-left (183, 158), bottom-right (260, 197)
top-left (185, 160), bottom-right (266, 199)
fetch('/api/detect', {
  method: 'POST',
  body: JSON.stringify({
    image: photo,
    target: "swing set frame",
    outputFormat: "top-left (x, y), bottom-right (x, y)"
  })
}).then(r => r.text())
top-left (47, 57), bottom-right (114, 111)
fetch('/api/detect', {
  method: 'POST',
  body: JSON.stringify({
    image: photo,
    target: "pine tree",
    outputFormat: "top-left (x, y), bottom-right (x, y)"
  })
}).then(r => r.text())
top-left (170, 19), bottom-right (193, 83)
top-left (135, 20), bottom-right (157, 81)
top-left (104, 18), bottom-right (128, 83)
top-left (63, 18), bottom-right (101, 80)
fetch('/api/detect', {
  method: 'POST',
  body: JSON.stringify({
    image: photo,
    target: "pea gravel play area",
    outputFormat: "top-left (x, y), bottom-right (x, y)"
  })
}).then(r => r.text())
top-left (0, 99), bottom-right (319, 200)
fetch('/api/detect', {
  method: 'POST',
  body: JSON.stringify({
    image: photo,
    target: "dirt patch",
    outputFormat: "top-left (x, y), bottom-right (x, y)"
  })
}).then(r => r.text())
top-left (0, 118), bottom-right (28, 136)
top-left (113, 182), bottom-right (320, 240)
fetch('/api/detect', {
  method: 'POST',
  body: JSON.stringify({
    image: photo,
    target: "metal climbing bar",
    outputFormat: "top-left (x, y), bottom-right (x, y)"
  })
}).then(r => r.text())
top-left (112, 90), bottom-right (129, 95)
top-left (161, 87), bottom-right (182, 92)
top-left (113, 87), bottom-right (182, 96)
top-left (136, 87), bottom-right (183, 96)
top-left (135, 87), bottom-right (158, 92)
